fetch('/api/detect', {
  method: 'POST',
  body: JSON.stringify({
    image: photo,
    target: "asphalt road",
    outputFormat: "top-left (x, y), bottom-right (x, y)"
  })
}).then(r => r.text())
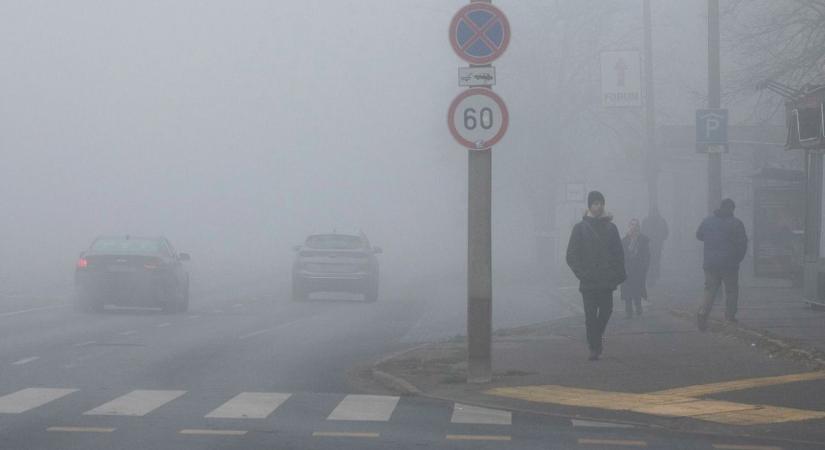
top-left (0, 277), bottom-right (810, 450)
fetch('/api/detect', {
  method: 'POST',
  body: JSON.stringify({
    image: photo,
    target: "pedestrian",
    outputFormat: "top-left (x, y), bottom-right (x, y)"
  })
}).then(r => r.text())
top-left (696, 198), bottom-right (748, 331)
top-left (641, 206), bottom-right (669, 286)
top-left (566, 191), bottom-right (626, 360)
top-left (621, 218), bottom-right (650, 318)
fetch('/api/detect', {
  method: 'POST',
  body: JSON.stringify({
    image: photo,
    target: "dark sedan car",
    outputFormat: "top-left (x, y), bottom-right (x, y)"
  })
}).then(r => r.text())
top-left (74, 236), bottom-right (190, 313)
top-left (292, 233), bottom-right (381, 302)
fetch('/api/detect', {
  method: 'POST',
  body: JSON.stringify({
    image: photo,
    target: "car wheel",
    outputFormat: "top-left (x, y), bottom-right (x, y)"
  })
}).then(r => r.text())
top-left (177, 283), bottom-right (190, 313)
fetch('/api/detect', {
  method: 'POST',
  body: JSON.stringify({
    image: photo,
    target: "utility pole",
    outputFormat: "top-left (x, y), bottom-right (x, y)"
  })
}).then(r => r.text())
top-left (707, 0), bottom-right (722, 212)
top-left (643, 0), bottom-right (658, 213)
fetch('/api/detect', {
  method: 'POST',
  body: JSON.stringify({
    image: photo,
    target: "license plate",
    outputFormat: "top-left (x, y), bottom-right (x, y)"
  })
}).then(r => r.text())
top-left (107, 265), bottom-right (136, 273)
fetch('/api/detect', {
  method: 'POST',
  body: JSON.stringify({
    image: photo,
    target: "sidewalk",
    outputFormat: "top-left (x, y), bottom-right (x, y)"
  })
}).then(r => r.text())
top-left (363, 274), bottom-right (825, 446)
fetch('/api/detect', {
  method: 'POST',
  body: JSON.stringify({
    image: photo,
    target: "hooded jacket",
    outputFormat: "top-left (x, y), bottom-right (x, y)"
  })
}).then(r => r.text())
top-left (566, 213), bottom-right (627, 292)
top-left (696, 209), bottom-right (748, 271)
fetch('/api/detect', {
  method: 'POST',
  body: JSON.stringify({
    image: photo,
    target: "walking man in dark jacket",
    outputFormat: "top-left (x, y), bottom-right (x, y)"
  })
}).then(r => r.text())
top-left (567, 191), bottom-right (627, 360)
top-left (696, 198), bottom-right (748, 330)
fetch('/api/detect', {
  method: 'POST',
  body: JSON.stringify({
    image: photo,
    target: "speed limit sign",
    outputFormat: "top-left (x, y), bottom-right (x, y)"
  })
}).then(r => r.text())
top-left (448, 88), bottom-right (509, 150)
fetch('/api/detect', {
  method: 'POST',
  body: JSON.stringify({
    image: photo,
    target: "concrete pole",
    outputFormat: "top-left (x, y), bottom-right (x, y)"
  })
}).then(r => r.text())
top-left (804, 150), bottom-right (823, 300)
top-left (643, 0), bottom-right (658, 213)
top-left (707, 0), bottom-right (722, 213)
top-left (466, 0), bottom-right (492, 383)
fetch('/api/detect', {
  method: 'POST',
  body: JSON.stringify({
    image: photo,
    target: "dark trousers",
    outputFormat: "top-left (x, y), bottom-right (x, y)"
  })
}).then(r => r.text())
top-left (582, 289), bottom-right (614, 351)
top-left (624, 297), bottom-right (642, 316)
top-left (699, 269), bottom-right (739, 320)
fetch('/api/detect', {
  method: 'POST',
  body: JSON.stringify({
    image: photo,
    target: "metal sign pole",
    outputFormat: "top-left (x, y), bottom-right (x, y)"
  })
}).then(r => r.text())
top-left (467, 0), bottom-right (492, 384)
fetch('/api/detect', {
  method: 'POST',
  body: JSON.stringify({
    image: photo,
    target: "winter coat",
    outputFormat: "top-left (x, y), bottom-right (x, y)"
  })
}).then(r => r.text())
top-left (620, 233), bottom-right (650, 300)
top-left (566, 214), bottom-right (627, 292)
top-left (696, 209), bottom-right (748, 272)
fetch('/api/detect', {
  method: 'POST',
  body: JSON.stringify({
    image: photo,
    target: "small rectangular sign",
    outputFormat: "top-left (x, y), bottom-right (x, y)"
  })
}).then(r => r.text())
top-left (696, 108), bottom-right (729, 152)
top-left (600, 50), bottom-right (642, 107)
top-left (459, 67), bottom-right (496, 87)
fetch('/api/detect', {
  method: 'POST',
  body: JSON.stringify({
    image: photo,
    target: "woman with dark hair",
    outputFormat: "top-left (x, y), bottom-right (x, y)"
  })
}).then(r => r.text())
top-left (621, 219), bottom-right (650, 318)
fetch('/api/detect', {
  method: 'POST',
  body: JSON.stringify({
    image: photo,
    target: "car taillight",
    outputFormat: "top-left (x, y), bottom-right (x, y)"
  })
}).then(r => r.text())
top-left (76, 258), bottom-right (88, 269)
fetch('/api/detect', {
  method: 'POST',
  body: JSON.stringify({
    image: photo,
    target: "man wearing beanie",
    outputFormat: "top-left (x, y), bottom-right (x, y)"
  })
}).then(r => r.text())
top-left (566, 191), bottom-right (627, 360)
top-left (696, 198), bottom-right (748, 330)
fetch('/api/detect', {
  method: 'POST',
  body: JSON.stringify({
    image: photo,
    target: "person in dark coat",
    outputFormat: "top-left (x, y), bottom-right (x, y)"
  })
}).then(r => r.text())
top-left (566, 191), bottom-right (627, 360)
top-left (621, 219), bottom-right (650, 318)
top-left (696, 198), bottom-right (748, 330)
top-left (641, 207), bottom-right (668, 286)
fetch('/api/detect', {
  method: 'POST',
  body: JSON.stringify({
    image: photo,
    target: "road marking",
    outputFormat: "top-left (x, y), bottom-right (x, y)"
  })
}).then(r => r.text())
top-left (206, 392), bottom-right (291, 419)
top-left (180, 429), bottom-right (247, 436)
top-left (487, 385), bottom-right (825, 425)
top-left (451, 403), bottom-right (511, 425)
top-left (0, 388), bottom-right (77, 414)
top-left (118, 330), bottom-right (137, 336)
top-left (212, 309), bottom-right (224, 314)
top-left (652, 371), bottom-right (825, 397)
top-left (47, 426), bottom-right (115, 433)
top-left (156, 322), bottom-right (171, 328)
top-left (0, 304), bottom-right (65, 318)
top-left (233, 303), bottom-right (244, 309)
top-left (579, 438), bottom-right (647, 447)
top-left (313, 431), bottom-right (380, 438)
top-left (84, 390), bottom-right (186, 416)
top-left (327, 395), bottom-right (399, 422)
top-left (446, 434), bottom-right (511, 441)
top-left (74, 341), bottom-right (96, 347)
top-left (11, 357), bottom-right (40, 366)
top-left (186, 315), bottom-right (201, 319)
top-left (572, 419), bottom-right (634, 428)
top-left (238, 319), bottom-right (304, 340)
top-left (712, 445), bottom-right (782, 450)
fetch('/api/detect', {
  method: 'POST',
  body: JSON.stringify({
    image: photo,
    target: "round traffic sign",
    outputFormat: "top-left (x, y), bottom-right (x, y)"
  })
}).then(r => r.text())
top-left (448, 88), bottom-right (509, 150)
top-left (449, 3), bottom-right (510, 65)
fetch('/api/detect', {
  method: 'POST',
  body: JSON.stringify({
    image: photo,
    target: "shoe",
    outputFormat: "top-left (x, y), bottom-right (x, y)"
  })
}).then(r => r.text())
top-left (725, 317), bottom-right (738, 323)
top-left (588, 350), bottom-right (599, 361)
top-left (697, 313), bottom-right (708, 331)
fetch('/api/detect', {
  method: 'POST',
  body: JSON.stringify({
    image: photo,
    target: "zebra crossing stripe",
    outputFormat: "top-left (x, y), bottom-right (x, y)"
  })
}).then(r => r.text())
top-left (84, 390), bottom-right (186, 416)
top-left (0, 388), bottom-right (77, 414)
top-left (327, 395), bottom-right (399, 422)
top-left (451, 403), bottom-right (511, 425)
top-left (205, 392), bottom-right (291, 419)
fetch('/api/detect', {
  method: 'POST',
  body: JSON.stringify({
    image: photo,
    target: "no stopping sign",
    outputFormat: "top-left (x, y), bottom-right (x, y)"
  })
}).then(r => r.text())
top-left (447, 88), bottom-right (509, 150)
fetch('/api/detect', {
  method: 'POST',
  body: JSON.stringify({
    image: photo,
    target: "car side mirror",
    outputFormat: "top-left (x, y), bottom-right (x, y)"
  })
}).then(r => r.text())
top-left (373, 246), bottom-right (383, 254)
top-left (178, 253), bottom-right (191, 262)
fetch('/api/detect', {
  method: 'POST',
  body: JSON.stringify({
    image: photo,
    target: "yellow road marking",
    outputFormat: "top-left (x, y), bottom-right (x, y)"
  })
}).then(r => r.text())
top-left (446, 434), bottom-right (512, 441)
top-left (487, 383), bottom-right (825, 425)
top-left (578, 438), bottom-right (647, 447)
top-left (712, 445), bottom-right (782, 450)
top-left (653, 371), bottom-right (825, 397)
top-left (47, 426), bottom-right (115, 433)
top-left (312, 431), bottom-right (380, 438)
top-left (179, 429), bottom-right (247, 436)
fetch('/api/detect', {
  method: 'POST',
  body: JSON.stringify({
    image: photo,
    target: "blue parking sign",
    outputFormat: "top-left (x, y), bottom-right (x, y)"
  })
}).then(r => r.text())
top-left (696, 109), bottom-right (728, 151)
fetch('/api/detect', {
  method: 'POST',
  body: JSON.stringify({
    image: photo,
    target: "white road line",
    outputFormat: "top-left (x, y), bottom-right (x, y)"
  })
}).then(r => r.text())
top-left (212, 309), bottom-right (224, 314)
top-left (48, 426), bottom-right (115, 433)
top-left (180, 429), bottom-right (247, 436)
top-left (238, 319), bottom-right (304, 340)
top-left (446, 434), bottom-right (511, 441)
top-left (118, 330), bottom-right (137, 336)
top-left (206, 392), bottom-right (291, 419)
top-left (451, 403), bottom-right (511, 425)
top-left (0, 304), bottom-right (66, 318)
top-left (0, 388), bottom-right (77, 414)
top-left (327, 395), bottom-right (399, 422)
top-left (186, 315), bottom-right (201, 320)
top-left (11, 357), bottom-right (40, 366)
top-left (84, 390), bottom-right (186, 416)
top-left (232, 303), bottom-right (244, 308)
top-left (156, 322), bottom-right (171, 328)
top-left (572, 419), bottom-right (635, 429)
top-left (312, 431), bottom-right (380, 438)
top-left (73, 341), bottom-right (96, 347)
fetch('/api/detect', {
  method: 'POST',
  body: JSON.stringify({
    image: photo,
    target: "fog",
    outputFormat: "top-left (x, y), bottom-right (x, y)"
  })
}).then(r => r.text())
top-left (0, 1), bottom-right (793, 302)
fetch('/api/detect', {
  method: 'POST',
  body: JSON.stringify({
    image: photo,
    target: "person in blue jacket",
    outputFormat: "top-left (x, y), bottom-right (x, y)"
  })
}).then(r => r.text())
top-left (696, 198), bottom-right (748, 330)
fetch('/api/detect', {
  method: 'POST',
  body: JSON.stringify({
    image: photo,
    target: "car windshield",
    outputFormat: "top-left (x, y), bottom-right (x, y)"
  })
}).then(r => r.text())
top-left (305, 235), bottom-right (364, 250)
top-left (90, 238), bottom-right (161, 255)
